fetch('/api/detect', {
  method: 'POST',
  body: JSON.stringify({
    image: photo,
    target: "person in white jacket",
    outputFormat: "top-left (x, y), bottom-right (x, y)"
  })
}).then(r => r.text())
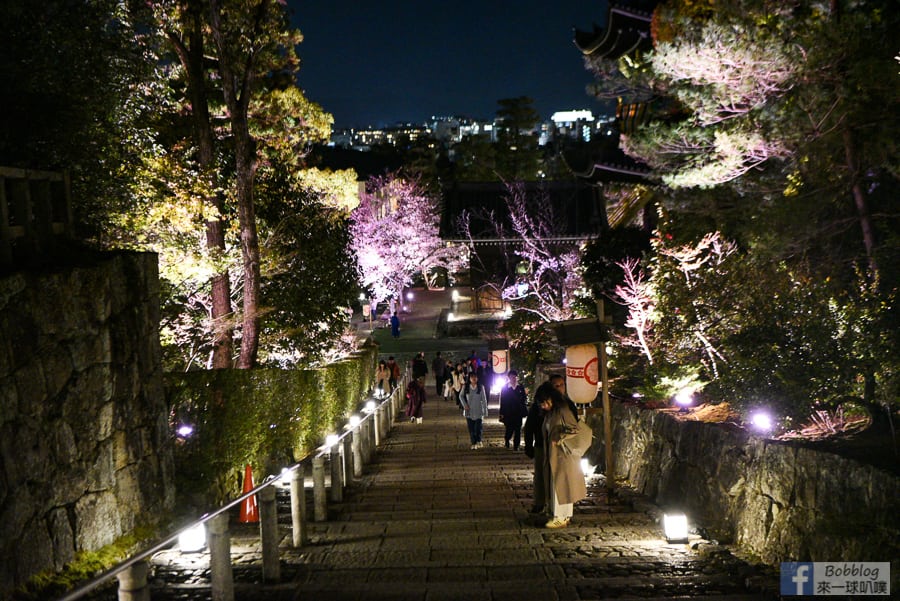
top-left (460, 372), bottom-right (489, 449)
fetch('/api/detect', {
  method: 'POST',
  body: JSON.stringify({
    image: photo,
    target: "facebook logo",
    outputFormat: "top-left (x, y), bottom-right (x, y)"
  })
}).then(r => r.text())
top-left (781, 562), bottom-right (815, 595)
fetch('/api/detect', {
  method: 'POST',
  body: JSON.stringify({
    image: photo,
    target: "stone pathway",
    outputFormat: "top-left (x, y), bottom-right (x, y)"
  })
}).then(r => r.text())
top-left (144, 391), bottom-right (780, 601)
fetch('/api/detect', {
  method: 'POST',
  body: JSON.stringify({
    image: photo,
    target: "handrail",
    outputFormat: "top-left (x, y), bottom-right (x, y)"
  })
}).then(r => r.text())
top-left (53, 377), bottom-right (407, 601)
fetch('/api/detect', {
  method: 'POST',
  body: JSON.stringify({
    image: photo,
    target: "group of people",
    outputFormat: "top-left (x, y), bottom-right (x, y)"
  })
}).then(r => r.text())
top-left (374, 356), bottom-right (402, 397)
top-left (380, 351), bottom-right (588, 528)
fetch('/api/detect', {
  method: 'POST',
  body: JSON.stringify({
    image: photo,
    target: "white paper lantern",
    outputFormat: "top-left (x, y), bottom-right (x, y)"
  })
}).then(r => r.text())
top-left (565, 343), bottom-right (599, 404)
top-left (490, 349), bottom-right (508, 375)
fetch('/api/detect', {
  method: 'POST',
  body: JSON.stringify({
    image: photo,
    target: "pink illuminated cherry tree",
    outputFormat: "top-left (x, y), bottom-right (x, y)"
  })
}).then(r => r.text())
top-left (349, 173), bottom-right (466, 306)
top-left (460, 182), bottom-right (583, 323)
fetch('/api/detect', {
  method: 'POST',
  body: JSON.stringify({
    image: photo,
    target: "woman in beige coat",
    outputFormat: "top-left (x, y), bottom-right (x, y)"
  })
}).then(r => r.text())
top-left (538, 382), bottom-right (587, 528)
top-left (375, 360), bottom-right (390, 397)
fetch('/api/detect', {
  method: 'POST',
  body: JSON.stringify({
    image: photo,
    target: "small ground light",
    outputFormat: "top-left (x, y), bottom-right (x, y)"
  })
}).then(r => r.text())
top-left (581, 458), bottom-right (593, 476)
top-left (365, 400), bottom-right (377, 412)
top-left (349, 414), bottom-right (361, 428)
top-left (451, 290), bottom-right (459, 301)
top-left (406, 291), bottom-right (414, 301)
top-left (447, 312), bottom-right (455, 321)
top-left (750, 411), bottom-right (774, 433)
top-left (178, 523), bottom-right (206, 553)
top-left (674, 389), bottom-right (693, 412)
top-left (176, 424), bottom-right (194, 437)
top-left (663, 513), bottom-right (689, 543)
top-left (326, 433), bottom-right (340, 447)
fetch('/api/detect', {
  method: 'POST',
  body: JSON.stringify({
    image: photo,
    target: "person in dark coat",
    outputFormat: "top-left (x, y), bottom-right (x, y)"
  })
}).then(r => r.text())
top-left (523, 389), bottom-right (548, 514)
top-left (405, 376), bottom-right (427, 424)
top-left (411, 352), bottom-right (428, 381)
top-left (498, 370), bottom-right (528, 450)
top-left (432, 351), bottom-right (447, 396)
top-left (386, 356), bottom-right (400, 392)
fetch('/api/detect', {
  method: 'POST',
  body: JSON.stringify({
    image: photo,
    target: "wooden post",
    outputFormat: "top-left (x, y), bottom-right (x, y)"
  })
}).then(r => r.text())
top-left (115, 561), bottom-right (149, 601)
top-left (208, 513), bottom-right (234, 601)
top-left (312, 455), bottom-right (327, 522)
top-left (597, 299), bottom-right (615, 492)
top-left (258, 485), bottom-right (280, 582)
top-left (290, 464), bottom-right (307, 546)
top-left (329, 443), bottom-right (343, 503)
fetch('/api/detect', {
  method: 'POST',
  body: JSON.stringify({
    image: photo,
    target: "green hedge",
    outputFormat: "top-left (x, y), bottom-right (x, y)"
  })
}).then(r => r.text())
top-left (165, 343), bottom-right (378, 507)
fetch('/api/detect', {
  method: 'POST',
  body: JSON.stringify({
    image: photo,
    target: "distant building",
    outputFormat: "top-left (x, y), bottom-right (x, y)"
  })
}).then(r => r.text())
top-left (330, 123), bottom-right (430, 148)
top-left (331, 110), bottom-right (616, 150)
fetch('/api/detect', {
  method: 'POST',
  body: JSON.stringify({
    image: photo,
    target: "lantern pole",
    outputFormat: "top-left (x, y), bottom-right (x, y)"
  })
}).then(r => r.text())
top-left (596, 299), bottom-right (614, 493)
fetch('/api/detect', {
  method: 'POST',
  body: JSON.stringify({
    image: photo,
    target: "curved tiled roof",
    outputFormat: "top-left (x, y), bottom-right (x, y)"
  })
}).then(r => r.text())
top-left (573, 2), bottom-right (659, 59)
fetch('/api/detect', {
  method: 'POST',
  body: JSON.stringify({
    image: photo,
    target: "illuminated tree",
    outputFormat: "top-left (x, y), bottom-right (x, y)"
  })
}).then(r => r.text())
top-left (349, 174), bottom-right (463, 305)
top-left (589, 0), bottom-right (899, 421)
top-left (459, 183), bottom-right (589, 373)
top-left (618, 0), bottom-right (898, 283)
top-left (612, 257), bottom-right (655, 365)
top-left (127, 0), bottom-right (341, 370)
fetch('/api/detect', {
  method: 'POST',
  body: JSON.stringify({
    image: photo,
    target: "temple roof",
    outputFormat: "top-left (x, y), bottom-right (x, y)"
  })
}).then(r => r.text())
top-left (573, 1), bottom-right (659, 59)
top-left (574, 160), bottom-right (654, 184)
top-left (562, 140), bottom-right (654, 184)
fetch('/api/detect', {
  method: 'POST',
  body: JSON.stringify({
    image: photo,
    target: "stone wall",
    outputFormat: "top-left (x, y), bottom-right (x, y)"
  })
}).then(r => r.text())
top-left (0, 252), bottom-right (174, 596)
top-left (587, 401), bottom-right (900, 566)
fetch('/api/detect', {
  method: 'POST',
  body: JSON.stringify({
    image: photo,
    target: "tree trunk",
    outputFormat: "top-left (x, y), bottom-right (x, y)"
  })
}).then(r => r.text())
top-left (179, 3), bottom-right (234, 369)
top-left (209, 0), bottom-right (264, 368)
top-left (167, 4), bottom-right (234, 369)
top-left (233, 122), bottom-right (261, 369)
top-left (843, 129), bottom-right (878, 279)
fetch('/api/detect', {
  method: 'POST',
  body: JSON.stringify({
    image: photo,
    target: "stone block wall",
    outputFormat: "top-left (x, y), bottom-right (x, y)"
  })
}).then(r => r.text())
top-left (0, 252), bottom-right (174, 596)
top-left (587, 401), bottom-right (900, 567)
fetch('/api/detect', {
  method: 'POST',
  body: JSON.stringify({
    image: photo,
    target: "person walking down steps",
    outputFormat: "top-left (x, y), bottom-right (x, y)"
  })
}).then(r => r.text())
top-left (405, 376), bottom-right (427, 424)
top-left (460, 372), bottom-right (488, 449)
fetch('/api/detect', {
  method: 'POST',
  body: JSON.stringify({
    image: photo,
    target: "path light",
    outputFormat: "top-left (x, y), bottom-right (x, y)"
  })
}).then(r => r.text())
top-left (406, 291), bottom-right (414, 301)
top-left (750, 411), bottom-right (774, 433)
top-left (280, 467), bottom-right (292, 485)
top-left (365, 400), bottom-right (377, 413)
top-left (349, 414), bottom-right (361, 428)
top-left (581, 458), bottom-right (594, 476)
top-left (447, 312), bottom-right (455, 321)
top-left (490, 376), bottom-right (507, 395)
top-left (176, 424), bottom-right (194, 438)
top-left (326, 433), bottom-right (340, 447)
top-left (178, 523), bottom-right (206, 553)
top-left (674, 389), bottom-right (693, 412)
top-left (663, 513), bottom-right (689, 543)
top-left (451, 289), bottom-right (459, 302)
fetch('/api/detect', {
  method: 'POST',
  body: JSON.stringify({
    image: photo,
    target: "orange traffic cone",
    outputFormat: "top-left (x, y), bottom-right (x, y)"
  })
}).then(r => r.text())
top-left (239, 464), bottom-right (259, 523)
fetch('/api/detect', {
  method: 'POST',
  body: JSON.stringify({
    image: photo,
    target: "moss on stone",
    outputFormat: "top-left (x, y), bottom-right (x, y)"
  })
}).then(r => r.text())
top-left (11, 524), bottom-right (158, 601)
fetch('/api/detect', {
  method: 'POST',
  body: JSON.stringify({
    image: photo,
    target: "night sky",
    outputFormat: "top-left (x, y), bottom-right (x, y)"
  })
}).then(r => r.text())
top-left (287, 1), bottom-right (610, 128)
